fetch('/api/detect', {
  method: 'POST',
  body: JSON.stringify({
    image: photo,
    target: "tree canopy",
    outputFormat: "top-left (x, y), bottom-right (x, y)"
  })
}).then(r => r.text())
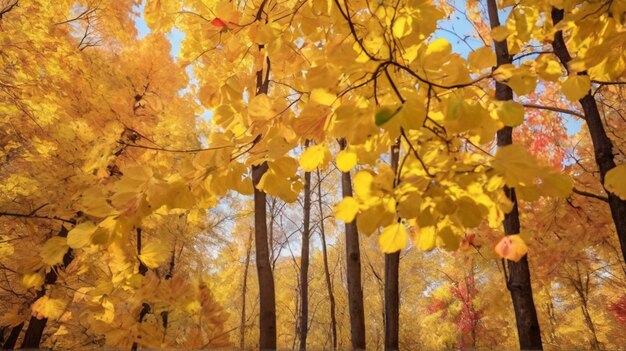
top-left (1, 0), bottom-right (625, 349)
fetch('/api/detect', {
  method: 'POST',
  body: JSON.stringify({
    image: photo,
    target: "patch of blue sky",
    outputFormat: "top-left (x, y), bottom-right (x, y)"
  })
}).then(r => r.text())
top-left (132, 2), bottom-right (150, 39)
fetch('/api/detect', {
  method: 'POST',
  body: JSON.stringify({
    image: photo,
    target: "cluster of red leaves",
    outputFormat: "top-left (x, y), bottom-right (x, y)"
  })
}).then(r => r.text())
top-left (609, 296), bottom-right (626, 324)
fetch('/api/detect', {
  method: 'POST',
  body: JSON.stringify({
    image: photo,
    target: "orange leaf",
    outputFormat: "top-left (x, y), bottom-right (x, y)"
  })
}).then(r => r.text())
top-left (494, 235), bottom-right (527, 262)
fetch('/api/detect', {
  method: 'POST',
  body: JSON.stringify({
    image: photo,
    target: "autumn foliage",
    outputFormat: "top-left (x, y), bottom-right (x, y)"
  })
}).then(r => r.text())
top-left (1, 0), bottom-right (625, 350)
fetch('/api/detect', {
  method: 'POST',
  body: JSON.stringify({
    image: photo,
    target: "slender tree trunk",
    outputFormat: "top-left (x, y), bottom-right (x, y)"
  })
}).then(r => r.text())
top-left (316, 169), bottom-right (338, 351)
top-left (339, 138), bottom-right (366, 350)
top-left (571, 263), bottom-right (601, 349)
top-left (161, 244), bottom-right (176, 331)
top-left (551, 7), bottom-right (626, 263)
top-left (579, 297), bottom-right (600, 349)
top-left (545, 289), bottom-right (558, 345)
top-left (251, 39), bottom-right (276, 349)
top-left (252, 162), bottom-right (277, 350)
top-left (486, 1), bottom-right (543, 349)
top-left (131, 228), bottom-right (150, 351)
top-left (2, 323), bottom-right (23, 350)
top-left (299, 144), bottom-right (312, 351)
top-left (21, 226), bottom-right (74, 350)
top-left (240, 230), bottom-right (253, 350)
top-left (385, 141), bottom-right (400, 351)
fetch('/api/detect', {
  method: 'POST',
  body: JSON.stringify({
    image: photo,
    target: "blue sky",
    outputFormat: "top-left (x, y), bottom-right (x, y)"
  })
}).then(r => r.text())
top-left (133, 2), bottom-right (184, 58)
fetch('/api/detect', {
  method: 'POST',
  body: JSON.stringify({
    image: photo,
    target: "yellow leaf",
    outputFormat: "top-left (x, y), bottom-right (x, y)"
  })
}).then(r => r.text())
top-left (468, 46), bottom-right (496, 71)
top-left (40, 237), bottom-right (69, 266)
top-left (299, 144), bottom-right (331, 171)
top-left (269, 156), bottom-right (298, 178)
top-left (605, 165), bottom-right (626, 200)
top-left (436, 225), bottom-right (461, 251)
top-left (336, 149), bottom-right (357, 172)
top-left (257, 158), bottom-right (303, 203)
top-left (92, 216), bottom-right (127, 246)
top-left (334, 197), bottom-right (359, 223)
top-left (494, 235), bottom-right (528, 262)
top-left (31, 296), bottom-right (67, 321)
top-left (353, 171), bottom-right (375, 201)
top-left (424, 38), bottom-right (452, 61)
top-left (454, 197), bottom-right (484, 227)
top-left (414, 226), bottom-right (436, 251)
top-left (139, 241), bottom-right (170, 269)
top-left (535, 55), bottom-right (563, 81)
top-left (491, 26), bottom-right (513, 41)
top-left (392, 15), bottom-right (412, 38)
top-left (310, 88), bottom-right (336, 106)
top-left (22, 272), bottom-right (44, 290)
top-left (561, 74), bottom-right (590, 102)
top-left (67, 222), bottom-right (97, 249)
top-left (248, 94), bottom-right (274, 120)
top-left (494, 100), bottom-right (525, 127)
top-left (539, 172), bottom-right (573, 198)
top-left (493, 64), bottom-right (537, 96)
top-left (378, 222), bottom-right (408, 253)
top-left (492, 144), bottom-right (539, 186)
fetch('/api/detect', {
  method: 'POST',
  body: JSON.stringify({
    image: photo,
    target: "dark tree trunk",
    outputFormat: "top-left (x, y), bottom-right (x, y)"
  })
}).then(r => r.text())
top-left (299, 153), bottom-right (312, 350)
top-left (2, 323), bottom-right (23, 350)
top-left (250, 41), bottom-right (276, 349)
top-left (339, 138), bottom-right (366, 350)
top-left (551, 7), bottom-right (626, 264)
top-left (384, 141), bottom-right (400, 351)
top-left (21, 226), bottom-right (74, 350)
top-left (486, 1), bottom-right (543, 349)
top-left (161, 245), bottom-right (176, 330)
top-left (316, 169), bottom-right (338, 350)
top-left (252, 162), bottom-right (277, 350)
top-left (131, 228), bottom-right (151, 351)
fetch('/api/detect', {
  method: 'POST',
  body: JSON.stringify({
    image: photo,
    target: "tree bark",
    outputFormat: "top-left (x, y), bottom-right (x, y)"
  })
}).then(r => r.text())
top-left (299, 147), bottom-right (312, 350)
top-left (316, 169), bottom-right (338, 351)
top-left (251, 38), bottom-right (276, 349)
top-left (131, 228), bottom-right (150, 351)
top-left (551, 7), bottom-right (626, 264)
top-left (339, 138), bottom-right (366, 350)
top-left (486, 1), bottom-right (543, 349)
top-left (384, 141), bottom-right (400, 351)
top-left (2, 323), bottom-right (23, 350)
top-left (240, 229), bottom-right (253, 350)
top-left (252, 162), bottom-right (277, 350)
top-left (21, 226), bottom-right (74, 350)
top-left (161, 244), bottom-right (176, 330)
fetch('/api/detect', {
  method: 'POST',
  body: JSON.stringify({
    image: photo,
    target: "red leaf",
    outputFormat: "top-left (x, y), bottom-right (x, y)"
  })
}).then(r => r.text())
top-left (211, 18), bottom-right (226, 27)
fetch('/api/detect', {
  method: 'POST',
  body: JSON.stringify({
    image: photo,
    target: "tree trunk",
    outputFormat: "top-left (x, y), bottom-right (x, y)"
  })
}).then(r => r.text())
top-left (240, 229), bottom-right (253, 350)
top-left (579, 296), bottom-right (600, 349)
top-left (131, 228), bottom-right (151, 351)
top-left (299, 148), bottom-right (312, 351)
top-left (339, 138), bottom-right (366, 350)
top-left (251, 41), bottom-right (276, 349)
top-left (571, 263), bottom-right (601, 349)
top-left (2, 323), bottom-right (23, 350)
top-left (385, 141), bottom-right (400, 351)
top-left (161, 244), bottom-right (176, 330)
top-left (316, 169), bottom-right (338, 351)
top-left (252, 162), bottom-right (277, 350)
top-left (551, 7), bottom-right (626, 263)
top-left (486, 1), bottom-right (543, 349)
top-left (21, 226), bottom-right (74, 350)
